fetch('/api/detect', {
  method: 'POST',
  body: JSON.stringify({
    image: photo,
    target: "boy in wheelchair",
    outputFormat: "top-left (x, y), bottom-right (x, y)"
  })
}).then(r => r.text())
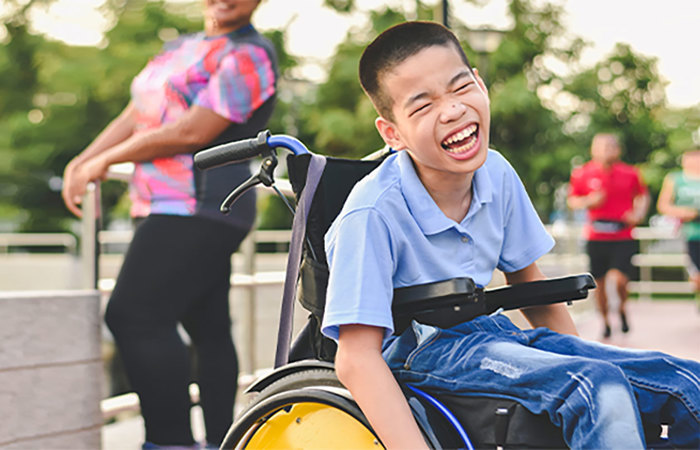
top-left (321, 21), bottom-right (700, 449)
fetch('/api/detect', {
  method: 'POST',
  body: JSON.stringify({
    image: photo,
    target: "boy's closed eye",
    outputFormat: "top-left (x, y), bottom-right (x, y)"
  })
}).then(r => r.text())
top-left (455, 81), bottom-right (474, 93)
top-left (409, 102), bottom-right (432, 116)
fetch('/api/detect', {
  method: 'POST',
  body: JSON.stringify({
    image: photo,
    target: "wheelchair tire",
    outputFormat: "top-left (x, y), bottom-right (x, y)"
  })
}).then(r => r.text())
top-left (254, 367), bottom-right (342, 403)
top-left (220, 386), bottom-right (382, 449)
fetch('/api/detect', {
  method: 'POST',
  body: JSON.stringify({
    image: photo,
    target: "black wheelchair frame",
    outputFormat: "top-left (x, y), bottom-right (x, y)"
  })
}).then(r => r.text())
top-left (194, 130), bottom-right (596, 449)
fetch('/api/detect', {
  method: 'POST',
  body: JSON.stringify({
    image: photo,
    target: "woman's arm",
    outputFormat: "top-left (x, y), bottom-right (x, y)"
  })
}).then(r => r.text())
top-left (336, 324), bottom-right (429, 450)
top-left (64, 105), bottom-right (232, 217)
top-left (62, 103), bottom-right (137, 216)
top-left (505, 262), bottom-right (579, 336)
top-left (95, 105), bottom-right (232, 166)
top-left (73, 102), bottom-right (137, 165)
top-left (657, 175), bottom-right (698, 222)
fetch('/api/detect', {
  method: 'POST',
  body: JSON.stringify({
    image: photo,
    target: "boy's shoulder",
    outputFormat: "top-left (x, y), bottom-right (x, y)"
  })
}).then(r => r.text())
top-left (339, 151), bottom-right (404, 214)
top-left (341, 148), bottom-right (513, 213)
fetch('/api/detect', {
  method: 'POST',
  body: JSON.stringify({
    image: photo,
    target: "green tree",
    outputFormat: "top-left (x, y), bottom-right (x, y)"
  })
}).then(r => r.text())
top-left (1, 1), bottom-right (200, 232)
top-left (304, 0), bottom-right (585, 217)
top-left (3, 0), bottom-right (698, 232)
top-left (562, 43), bottom-right (686, 211)
top-left (564, 43), bottom-right (669, 164)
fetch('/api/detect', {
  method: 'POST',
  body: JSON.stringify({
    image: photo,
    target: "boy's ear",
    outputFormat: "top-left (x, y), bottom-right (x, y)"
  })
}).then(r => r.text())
top-left (375, 116), bottom-right (406, 150)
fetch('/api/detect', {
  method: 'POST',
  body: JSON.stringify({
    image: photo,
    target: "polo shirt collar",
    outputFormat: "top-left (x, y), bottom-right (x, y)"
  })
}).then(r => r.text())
top-left (397, 150), bottom-right (493, 236)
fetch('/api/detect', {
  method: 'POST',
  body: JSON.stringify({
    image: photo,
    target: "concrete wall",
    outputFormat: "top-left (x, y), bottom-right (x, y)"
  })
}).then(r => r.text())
top-left (0, 290), bottom-right (102, 449)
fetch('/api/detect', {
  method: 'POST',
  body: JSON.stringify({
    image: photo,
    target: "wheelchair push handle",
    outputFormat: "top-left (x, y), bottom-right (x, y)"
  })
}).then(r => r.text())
top-left (194, 130), bottom-right (310, 170)
top-left (194, 130), bottom-right (271, 170)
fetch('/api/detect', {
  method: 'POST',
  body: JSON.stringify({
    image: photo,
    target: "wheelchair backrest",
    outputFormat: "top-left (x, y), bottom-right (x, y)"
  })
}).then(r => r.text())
top-left (287, 153), bottom-right (384, 319)
top-left (282, 152), bottom-right (594, 364)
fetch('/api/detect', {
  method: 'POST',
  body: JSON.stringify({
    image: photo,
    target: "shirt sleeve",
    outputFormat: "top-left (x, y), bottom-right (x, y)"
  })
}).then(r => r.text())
top-left (497, 160), bottom-right (555, 273)
top-left (321, 208), bottom-right (396, 341)
top-left (194, 44), bottom-right (276, 123)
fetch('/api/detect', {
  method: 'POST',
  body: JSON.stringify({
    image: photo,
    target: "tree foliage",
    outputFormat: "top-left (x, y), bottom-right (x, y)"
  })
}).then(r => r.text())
top-left (1, 0), bottom-right (697, 232)
top-left (0, 0), bottom-right (293, 232)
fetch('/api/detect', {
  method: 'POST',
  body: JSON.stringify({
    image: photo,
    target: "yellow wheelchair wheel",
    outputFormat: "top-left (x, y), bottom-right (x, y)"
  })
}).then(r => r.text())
top-left (241, 400), bottom-right (381, 449)
top-left (221, 368), bottom-right (383, 449)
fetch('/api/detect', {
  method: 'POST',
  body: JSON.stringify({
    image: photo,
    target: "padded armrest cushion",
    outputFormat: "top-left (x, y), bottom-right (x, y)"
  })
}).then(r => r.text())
top-left (392, 277), bottom-right (483, 334)
top-left (484, 274), bottom-right (596, 312)
top-left (391, 274), bottom-right (596, 334)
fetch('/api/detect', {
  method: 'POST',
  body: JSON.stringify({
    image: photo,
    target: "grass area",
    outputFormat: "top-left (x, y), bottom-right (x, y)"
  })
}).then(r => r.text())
top-left (629, 293), bottom-right (697, 301)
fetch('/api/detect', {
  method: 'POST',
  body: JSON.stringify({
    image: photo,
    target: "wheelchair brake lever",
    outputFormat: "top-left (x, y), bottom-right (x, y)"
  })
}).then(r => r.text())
top-left (220, 152), bottom-right (278, 214)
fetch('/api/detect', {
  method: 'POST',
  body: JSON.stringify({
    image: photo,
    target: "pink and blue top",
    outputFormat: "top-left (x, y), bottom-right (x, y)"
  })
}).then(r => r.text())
top-left (128, 24), bottom-right (277, 229)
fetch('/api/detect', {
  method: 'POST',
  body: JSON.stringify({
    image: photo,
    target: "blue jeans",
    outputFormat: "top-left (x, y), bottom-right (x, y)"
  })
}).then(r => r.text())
top-left (383, 314), bottom-right (700, 449)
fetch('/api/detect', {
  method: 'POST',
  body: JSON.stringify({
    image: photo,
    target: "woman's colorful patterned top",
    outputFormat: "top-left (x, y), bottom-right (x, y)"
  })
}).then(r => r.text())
top-left (128, 25), bottom-right (276, 229)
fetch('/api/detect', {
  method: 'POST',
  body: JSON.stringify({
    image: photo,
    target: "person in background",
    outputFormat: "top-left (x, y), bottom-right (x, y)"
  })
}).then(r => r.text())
top-left (657, 148), bottom-right (700, 297)
top-left (61, 0), bottom-right (276, 448)
top-left (568, 133), bottom-right (649, 338)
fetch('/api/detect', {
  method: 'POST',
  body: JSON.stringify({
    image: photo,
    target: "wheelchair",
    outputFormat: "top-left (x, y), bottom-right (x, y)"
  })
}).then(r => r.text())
top-left (195, 130), bottom-right (597, 449)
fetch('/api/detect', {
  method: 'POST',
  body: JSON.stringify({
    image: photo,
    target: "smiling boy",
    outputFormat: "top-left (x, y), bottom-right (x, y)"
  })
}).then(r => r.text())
top-left (320, 21), bottom-right (700, 449)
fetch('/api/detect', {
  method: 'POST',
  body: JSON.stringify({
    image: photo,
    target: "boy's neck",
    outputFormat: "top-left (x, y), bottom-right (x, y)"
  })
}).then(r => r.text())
top-left (416, 167), bottom-right (475, 223)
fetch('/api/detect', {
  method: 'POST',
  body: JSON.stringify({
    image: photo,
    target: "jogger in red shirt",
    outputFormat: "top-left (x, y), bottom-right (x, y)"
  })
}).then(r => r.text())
top-left (568, 133), bottom-right (649, 338)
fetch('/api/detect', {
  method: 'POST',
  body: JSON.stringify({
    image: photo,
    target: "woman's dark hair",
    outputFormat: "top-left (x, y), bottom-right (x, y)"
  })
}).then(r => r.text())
top-left (359, 21), bottom-right (472, 120)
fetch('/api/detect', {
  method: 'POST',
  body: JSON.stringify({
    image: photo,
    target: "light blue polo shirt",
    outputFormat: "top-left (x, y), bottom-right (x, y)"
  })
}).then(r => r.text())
top-left (321, 149), bottom-right (554, 341)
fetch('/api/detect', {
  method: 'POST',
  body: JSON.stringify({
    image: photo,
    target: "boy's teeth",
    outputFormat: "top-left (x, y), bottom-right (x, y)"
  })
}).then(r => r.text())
top-left (443, 124), bottom-right (477, 146)
top-left (445, 137), bottom-right (477, 154)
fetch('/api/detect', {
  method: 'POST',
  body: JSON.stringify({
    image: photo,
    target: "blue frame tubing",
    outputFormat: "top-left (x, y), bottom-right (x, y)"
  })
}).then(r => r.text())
top-left (267, 134), bottom-right (310, 155)
top-left (407, 385), bottom-right (475, 450)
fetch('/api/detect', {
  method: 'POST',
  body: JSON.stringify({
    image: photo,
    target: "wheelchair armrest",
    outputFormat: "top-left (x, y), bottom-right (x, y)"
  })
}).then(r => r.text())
top-left (393, 277), bottom-right (478, 309)
top-left (392, 277), bottom-right (483, 334)
top-left (484, 273), bottom-right (596, 313)
top-left (390, 274), bottom-right (596, 334)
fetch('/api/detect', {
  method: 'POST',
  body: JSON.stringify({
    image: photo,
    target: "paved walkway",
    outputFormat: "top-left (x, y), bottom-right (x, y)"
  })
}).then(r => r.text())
top-left (574, 298), bottom-right (700, 362)
top-left (102, 299), bottom-right (699, 449)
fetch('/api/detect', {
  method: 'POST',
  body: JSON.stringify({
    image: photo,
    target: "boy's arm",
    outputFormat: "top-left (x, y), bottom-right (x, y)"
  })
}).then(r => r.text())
top-left (335, 324), bottom-right (429, 450)
top-left (505, 262), bottom-right (579, 336)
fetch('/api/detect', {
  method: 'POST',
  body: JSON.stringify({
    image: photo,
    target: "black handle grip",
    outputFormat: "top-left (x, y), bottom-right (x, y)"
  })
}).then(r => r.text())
top-left (194, 130), bottom-right (270, 170)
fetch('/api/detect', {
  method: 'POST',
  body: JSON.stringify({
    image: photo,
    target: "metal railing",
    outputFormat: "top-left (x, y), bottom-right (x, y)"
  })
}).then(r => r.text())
top-left (544, 223), bottom-right (693, 299)
top-left (81, 182), bottom-right (101, 289)
top-left (0, 232), bottom-right (78, 253)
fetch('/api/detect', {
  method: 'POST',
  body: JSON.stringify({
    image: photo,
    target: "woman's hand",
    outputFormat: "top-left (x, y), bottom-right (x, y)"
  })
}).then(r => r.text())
top-left (62, 154), bottom-right (109, 217)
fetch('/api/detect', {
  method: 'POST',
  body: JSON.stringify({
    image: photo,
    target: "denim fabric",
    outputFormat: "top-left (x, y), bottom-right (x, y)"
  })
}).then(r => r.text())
top-left (383, 314), bottom-right (700, 449)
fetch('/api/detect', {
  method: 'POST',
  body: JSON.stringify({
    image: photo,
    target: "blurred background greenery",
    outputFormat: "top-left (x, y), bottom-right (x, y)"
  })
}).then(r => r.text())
top-left (1, 0), bottom-right (698, 234)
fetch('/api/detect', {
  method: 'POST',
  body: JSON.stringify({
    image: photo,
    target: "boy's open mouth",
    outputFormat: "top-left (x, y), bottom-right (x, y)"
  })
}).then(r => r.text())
top-left (441, 124), bottom-right (479, 154)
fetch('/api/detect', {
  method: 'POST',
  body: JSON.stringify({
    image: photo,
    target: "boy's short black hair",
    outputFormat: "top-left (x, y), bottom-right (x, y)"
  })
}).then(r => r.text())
top-left (359, 21), bottom-right (472, 120)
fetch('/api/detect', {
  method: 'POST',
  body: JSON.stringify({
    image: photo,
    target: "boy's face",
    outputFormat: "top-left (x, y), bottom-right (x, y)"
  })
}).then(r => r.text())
top-left (375, 44), bottom-right (490, 181)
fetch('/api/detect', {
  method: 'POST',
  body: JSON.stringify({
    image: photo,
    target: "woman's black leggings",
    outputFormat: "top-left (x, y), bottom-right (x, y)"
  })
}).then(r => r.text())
top-left (105, 214), bottom-right (248, 446)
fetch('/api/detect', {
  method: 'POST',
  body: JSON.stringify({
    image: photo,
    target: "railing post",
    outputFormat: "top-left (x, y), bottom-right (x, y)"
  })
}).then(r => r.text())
top-left (239, 231), bottom-right (257, 374)
top-left (80, 182), bottom-right (101, 290)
